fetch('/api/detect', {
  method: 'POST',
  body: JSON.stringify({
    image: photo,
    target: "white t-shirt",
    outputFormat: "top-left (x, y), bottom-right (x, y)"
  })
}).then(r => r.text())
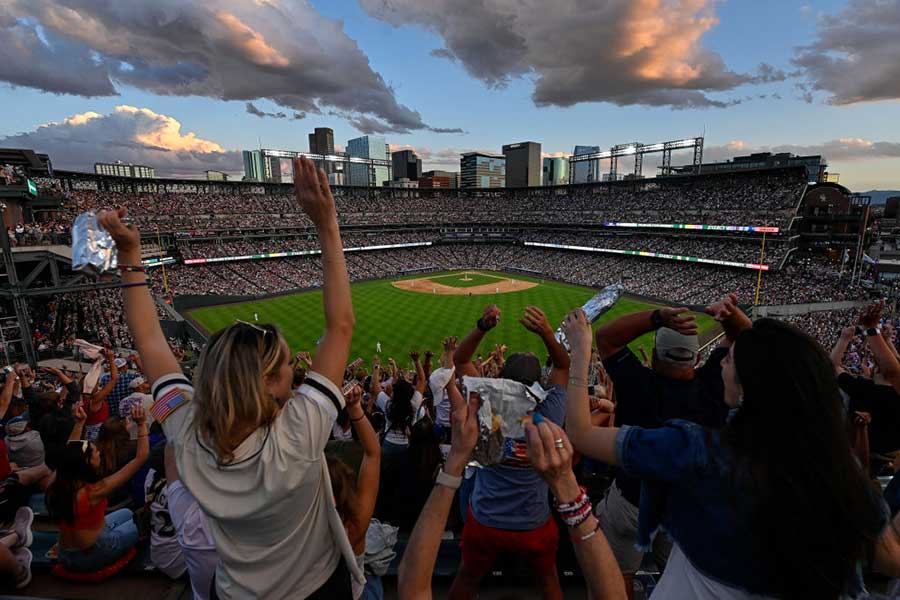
top-left (153, 371), bottom-right (364, 599)
top-left (146, 469), bottom-right (186, 579)
top-left (167, 480), bottom-right (218, 600)
top-left (652, 544), bottom-right (777, 600)
top-left (376, 390), bottom-right (424, 445)
top-left (332, 422), bottom-right (353, 441)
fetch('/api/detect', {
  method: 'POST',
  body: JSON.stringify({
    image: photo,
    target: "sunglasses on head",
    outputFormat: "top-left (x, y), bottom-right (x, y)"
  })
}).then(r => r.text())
top-left (235, 319), bottom-right (270, 337)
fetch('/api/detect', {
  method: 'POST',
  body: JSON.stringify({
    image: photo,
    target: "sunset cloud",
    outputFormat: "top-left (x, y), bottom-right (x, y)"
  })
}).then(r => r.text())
top-left (0, 0), bottom-right (438, 133)
top-left (360, 0), bottom-right (778, 109)
top-left (0, 106), bottom-right (241, 177)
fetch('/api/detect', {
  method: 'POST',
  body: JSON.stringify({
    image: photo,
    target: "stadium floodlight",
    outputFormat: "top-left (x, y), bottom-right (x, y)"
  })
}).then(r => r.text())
top-left (621, 146), bottom-right (636, 155)
top-left (643, 143), bottom-right (665, 152)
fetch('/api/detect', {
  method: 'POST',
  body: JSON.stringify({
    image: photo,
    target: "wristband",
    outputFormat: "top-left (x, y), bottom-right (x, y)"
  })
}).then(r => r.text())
top-left (350, 413), bottom-right (366, 423)
top-left (570, 520), bottom-right (603, 544)
top-left (436, 469), bottom-right (463, 490)
top-left (650, 309), bottom-right (663, 330)
top-left (118, 264), bottom-right (147, 273)
top-left (865, 327), bottom-right (881, 337)
top-left (476, 318), bottom-right (492, 332)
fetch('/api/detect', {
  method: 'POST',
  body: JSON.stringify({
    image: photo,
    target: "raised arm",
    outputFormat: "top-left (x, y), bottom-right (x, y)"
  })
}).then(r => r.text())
top-left (91, 349), bottom-right (119, 410)
top-left (704, 293), bottom-right (752, 349)
top-left (40, 366), bottom-right (73, 386)
top-left (525, 422), bottom-right (626, 600)
top-left (453, 305), bottom-right (500, 378)
top-left (882, 324), bottom-right (900, 360)
top-left (563, 309), bottom-right (619, 464)
top-left (410, 352), bottom-right (427, 395)
top-left (422, 350), bottom-right (434, 379)
top-left (520, 306), bottom-right (570, 386)
top-left (98, 209), bottom-right (180, 384)
top-left (830, 327), bottom-right (856, 374)
top-left (0, 374), bottom-right (17, 419)
top-left (344, 386), bottom-right (380, 551)
top-left (595, 307), bottom-right (697, 359)
top-left (68, 403), bottom-right (86, 442)
top-left (89, 404), bottom-right (149, 502)
top-left (398, 378), bottom-right (479, 600)
top-left (295, 158), bottom-right (355, 387)
top-left (859, 302), bottom-right (900, 392)
top-left (370, 357), bottom-right (382, 399)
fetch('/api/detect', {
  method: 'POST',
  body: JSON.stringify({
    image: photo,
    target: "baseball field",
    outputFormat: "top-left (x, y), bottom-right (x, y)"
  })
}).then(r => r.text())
top-left (187, 270), bottom-right (720, 367)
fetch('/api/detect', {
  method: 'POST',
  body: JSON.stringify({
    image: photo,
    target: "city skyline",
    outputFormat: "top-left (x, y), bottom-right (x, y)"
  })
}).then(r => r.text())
top-left (1, 0), bottom-right (899, 190)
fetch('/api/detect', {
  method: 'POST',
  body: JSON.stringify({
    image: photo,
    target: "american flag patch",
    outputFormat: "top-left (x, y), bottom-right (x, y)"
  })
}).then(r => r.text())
top-left (150, 387), bottom-right (189, 423)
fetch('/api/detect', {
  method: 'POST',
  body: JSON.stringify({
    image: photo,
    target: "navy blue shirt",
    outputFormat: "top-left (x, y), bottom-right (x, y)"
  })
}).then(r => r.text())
top-left (603, 346), bottom-right (730, 506)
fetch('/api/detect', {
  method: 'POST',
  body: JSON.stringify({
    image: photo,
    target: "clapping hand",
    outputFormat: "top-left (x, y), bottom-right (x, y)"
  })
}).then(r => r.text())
top-left (660, 307), bottom-right (699, 335)
top-left (859, 300), bottom-right (884, 329)
top-left (520, 306), bottom-right (552, 337)
top-left (705, 293), bottom-right (738, 323)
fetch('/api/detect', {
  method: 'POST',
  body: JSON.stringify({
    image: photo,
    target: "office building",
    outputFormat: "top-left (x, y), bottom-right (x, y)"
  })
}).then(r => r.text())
top-left (542, 157), bottom-right (569, 186)
top-left (347, 135), bottom-right (389, 186)
top-left (205, 170), bottom-right (229, 181)
top-left (502, 141), bottom-right (541, 187)
top-left (573, 145), bottom-right (600, 183)
top-left (94, 162), bottom-right (155, 179)
top-left (242, 150), bottom-right (281, 183)
top-left (460, 153), bottom-right (505, 188)
top-left (420, 170), bottom-right (459, 188)
top-left (391, 150), bottom-right (422, 181)
top-left (308, 128), bottom-right (335, 155)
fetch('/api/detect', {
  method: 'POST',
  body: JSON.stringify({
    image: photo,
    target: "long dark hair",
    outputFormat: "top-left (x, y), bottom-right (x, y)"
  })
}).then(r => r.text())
top-left (96, 418), bottom-right (131, 477)
top-left (386, 380), bottom-right (416, 436)
top-left (46, 441), bottom-right (100, 524)
top-left (723, 319), bottom-right (881, 599)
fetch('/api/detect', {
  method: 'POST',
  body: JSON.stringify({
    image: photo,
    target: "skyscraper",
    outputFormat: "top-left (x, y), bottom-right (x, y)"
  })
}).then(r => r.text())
top-left (347, 135), bottom-right (388, 186)
top-left (573, 145), bottom-right (600, 183)
top-left (542, 157), bottom-right (569, 186)
top-left (502, 141), bottom-right (541, 187)
top-left (391, 150), bottom-right (422, 181)
top-left (308, 128), bottom-right (335, 155)
top-left (460, 152), bottom-right (505, 188)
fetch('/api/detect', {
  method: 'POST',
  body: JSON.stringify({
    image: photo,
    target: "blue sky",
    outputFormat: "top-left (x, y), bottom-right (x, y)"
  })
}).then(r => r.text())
top-left (1, 0), bottom-right (899, 190)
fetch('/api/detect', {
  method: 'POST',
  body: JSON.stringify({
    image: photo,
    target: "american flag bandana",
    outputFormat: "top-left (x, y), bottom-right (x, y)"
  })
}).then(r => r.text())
top-left (150, 387), bottom-right (189, 423)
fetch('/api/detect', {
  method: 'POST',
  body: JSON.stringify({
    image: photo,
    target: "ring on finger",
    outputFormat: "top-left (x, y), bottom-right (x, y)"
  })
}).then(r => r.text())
top-left (554, 438), bottom-right (565, 449)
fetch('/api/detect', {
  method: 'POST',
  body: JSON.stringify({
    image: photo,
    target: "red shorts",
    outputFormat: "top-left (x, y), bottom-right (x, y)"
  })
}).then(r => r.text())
top-left (460, 508), bottom-right (559, 578)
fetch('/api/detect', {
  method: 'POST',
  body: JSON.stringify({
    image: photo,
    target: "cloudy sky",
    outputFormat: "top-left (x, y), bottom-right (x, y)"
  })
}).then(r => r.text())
top-left (1, 0), bottom-right (899, 190)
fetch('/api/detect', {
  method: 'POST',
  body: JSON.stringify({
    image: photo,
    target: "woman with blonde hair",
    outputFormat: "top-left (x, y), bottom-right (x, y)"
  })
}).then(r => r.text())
top-left (99, 157), bottom-right (361, 599)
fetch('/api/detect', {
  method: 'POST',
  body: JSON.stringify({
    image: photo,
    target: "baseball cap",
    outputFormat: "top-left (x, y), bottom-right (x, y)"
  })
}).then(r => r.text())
top-left (129, 376), bottom-right (146, 390)
top-left (655, 327), bottom-right (699, 364)
top-left (114, 358), bottom-right (128, 369)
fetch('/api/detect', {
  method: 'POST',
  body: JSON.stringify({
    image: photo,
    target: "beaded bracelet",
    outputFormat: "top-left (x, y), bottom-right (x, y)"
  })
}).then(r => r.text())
top-left (119, 264), bottom-right (147, 273)
top-left (560, 503), bottom-right (593, 528)
top-left (553, 486), bottom-right (589, 512)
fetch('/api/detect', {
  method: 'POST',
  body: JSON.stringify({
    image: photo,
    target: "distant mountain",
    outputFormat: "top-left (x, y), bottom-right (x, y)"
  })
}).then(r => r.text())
top-left (860, 190), bottom-right (900, 205)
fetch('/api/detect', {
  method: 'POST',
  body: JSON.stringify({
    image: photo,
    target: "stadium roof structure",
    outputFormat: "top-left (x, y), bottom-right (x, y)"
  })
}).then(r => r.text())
top-left (568, 137), bottom-right (704, 181)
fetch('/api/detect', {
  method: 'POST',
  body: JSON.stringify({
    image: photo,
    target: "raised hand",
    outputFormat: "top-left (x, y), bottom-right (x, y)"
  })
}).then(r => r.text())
top-left (520, 306), bottom-right (552, 337)
top-left (72, 402), bottom-right (87, 423)
top-left (883, 323), bottom-right (895, 343)
top-left (447, 378), bottom-right (480, 462)
top-left (562, 309), bottom-right (592, 354)
top-left (705, 293), bottom-right (738, 322)
top-left (131, 402), bottom-right (147, 425)
top-left (660, 307), bottom-right (699, 336)
top-left (292, 157), bottom-right (336, 228)
top-left (409, 351), bottom-right (420, 363)
top-left (97, 208), bottom-right (141, 254)
top-left (344, 384), bottom-right (362, 408)
top-left (423, 350), bottom-right (434, 359)
top-left (479, 305), bottom-right (501, 331)
top-left (841, 326), bottom-right (857, 339)
top-left (525, 421), bottom-right (576, 496)
top-left (859, 300), bottom-right (884, 329)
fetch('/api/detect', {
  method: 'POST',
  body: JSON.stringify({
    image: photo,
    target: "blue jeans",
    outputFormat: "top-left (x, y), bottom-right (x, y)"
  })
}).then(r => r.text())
top-left (361, 574), bottom-right (384, 600)
top-left (59, 508), bottom-right (139, 571)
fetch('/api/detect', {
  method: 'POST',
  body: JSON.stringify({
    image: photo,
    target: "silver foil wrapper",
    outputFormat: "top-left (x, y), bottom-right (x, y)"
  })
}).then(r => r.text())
top-left (71, 211), bottom-right (118, 276)
top-left (555, 283), bottom-right (625, 351)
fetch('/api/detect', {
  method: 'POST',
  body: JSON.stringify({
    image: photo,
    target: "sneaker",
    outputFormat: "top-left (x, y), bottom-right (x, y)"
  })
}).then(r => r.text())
top-left (12, 547), bottom-right (31, 589)
top-left (12, 507), bottom-right (33, 549)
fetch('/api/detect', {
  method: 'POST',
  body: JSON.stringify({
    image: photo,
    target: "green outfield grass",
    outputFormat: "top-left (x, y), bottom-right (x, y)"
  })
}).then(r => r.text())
top-left (188, 271), bottom-right (720, 369)
top-left (427, 272), bottom-right (505, 288)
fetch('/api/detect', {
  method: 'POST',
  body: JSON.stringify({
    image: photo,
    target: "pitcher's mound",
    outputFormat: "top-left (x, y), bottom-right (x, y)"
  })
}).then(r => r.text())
top-left (392, 271), bottom-right (539, 296)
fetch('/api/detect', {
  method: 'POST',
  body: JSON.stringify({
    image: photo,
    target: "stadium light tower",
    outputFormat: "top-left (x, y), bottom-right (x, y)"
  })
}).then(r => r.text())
top-left (568, 137), bottom-right (704, 182)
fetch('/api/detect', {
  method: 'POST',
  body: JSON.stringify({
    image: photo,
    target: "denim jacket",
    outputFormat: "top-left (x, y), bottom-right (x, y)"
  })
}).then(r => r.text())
top-left (615, 419), bottom-right (887, 597)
